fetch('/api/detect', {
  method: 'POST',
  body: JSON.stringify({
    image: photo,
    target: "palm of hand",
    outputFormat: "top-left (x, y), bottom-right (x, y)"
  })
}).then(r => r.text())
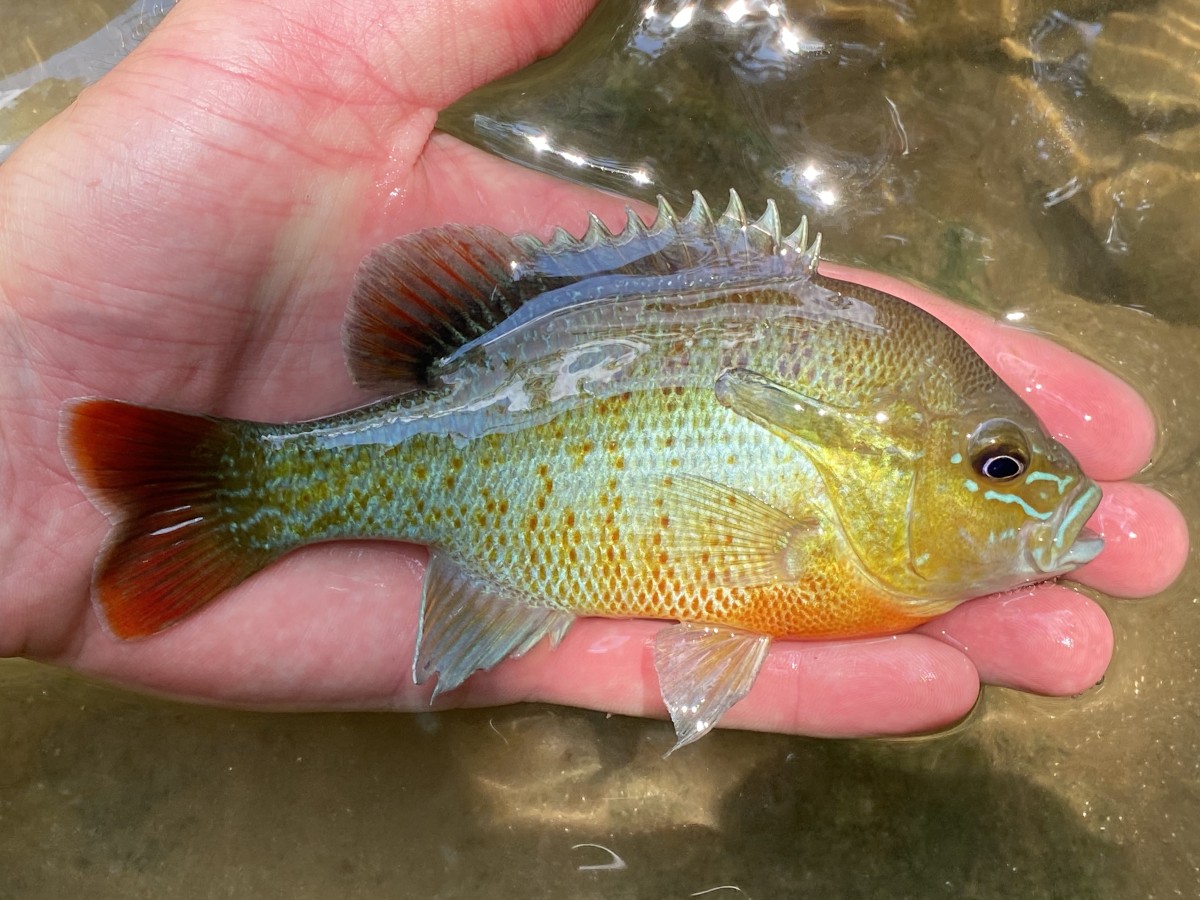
top-left (0, 0), bottom-right (1186, 738)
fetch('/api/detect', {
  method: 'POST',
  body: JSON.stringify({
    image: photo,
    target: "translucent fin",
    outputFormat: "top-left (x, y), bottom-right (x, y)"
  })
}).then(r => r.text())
top-left (60, 399), bottom-right (277, 638)
top-left (630, 474), bottom-right (817, 588)
top-left (799, 232), bottom-right (822, 275)
top-left (654, 623), bottom-right (771, 754)
top-left (715, 368), bottom-right (920, 460)
top-left (414, 552), bottom-right (574, 698)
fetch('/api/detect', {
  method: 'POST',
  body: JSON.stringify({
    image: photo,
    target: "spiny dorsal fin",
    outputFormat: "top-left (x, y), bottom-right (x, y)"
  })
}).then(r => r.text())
top-left (512, 189), bottom-right (819, 280)
top-left (342, 192), bottom-right (821, 391)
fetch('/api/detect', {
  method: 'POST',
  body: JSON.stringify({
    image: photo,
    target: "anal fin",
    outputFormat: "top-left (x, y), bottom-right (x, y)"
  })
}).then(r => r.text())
top-left (414, 551), bottom-right (574, 698)
top-left (654, 623), bottom-right (771, 754)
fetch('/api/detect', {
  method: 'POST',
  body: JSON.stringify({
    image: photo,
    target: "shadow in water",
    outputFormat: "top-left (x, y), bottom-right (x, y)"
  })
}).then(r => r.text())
top-left (706, 739), bottom-right (1127, 899)
top-left (0, 664), bottom-right (1130, 899)
top-left (466, 725), bottom-right (1131, 899)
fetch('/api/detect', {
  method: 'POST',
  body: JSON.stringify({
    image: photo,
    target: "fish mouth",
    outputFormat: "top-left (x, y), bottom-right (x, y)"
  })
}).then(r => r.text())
top-left (1029, 482), bottom-right (1104, 575)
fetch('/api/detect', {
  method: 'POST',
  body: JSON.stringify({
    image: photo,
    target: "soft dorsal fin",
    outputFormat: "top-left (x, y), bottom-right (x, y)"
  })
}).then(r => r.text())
top-left (342, 191), bottom-right (821, 391)
top-left (343, 224), bottom-right (537, 391)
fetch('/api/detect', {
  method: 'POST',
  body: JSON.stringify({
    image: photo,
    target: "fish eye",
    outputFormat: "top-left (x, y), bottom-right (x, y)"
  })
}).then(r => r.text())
top-left (968, 419), bottom-right (1031, 482)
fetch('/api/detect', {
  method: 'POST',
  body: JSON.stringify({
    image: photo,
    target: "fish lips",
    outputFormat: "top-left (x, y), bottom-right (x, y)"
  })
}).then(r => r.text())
top-left (1029, 482), bottom-right (1104, 575)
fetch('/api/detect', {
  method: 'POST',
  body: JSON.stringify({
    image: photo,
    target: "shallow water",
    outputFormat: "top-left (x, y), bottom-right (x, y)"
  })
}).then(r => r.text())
top-left (0, 0), bottom-right (171, 161)
top-left (3, 1), bottom-right (1199, 897)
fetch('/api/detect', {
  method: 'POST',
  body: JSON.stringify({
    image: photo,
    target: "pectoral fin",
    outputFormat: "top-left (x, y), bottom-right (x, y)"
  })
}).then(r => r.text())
top-left (414, 551), bottom-right (574, 698)
top-left (714, 368), bottom-right (919, 459)
top-left (630, 474), bottom-right (819, 588)
top-left (654, 623), bottom-right (771, 754)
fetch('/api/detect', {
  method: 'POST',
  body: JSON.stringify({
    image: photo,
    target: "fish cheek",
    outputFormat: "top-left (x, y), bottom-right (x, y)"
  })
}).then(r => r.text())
top-left (907, 465), bottom-right (962, 584)
top-left (907, 435), bottom-right (1012, 591)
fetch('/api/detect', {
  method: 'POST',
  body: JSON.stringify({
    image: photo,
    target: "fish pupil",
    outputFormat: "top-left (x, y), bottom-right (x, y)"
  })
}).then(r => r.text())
top-left (979, 452), bottom-right (1024, 481)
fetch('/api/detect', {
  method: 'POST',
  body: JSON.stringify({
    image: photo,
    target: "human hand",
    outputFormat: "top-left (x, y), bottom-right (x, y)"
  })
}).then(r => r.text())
top-left (0, 0), bottom-right (1186, 738)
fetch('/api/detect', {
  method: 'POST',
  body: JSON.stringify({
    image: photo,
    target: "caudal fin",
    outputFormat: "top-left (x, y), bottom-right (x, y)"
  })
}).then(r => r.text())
top-left (61, 399), bottom-right (275, 639)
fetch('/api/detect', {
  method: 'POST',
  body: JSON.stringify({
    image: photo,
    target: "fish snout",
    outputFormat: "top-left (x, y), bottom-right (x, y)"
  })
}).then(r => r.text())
top-left (1028, 482), bottom-right (1104, 575)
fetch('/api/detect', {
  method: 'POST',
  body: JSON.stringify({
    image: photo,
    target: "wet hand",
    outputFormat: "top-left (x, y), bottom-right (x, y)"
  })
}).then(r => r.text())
top-left (0, 0), bottom-right (1185, 739)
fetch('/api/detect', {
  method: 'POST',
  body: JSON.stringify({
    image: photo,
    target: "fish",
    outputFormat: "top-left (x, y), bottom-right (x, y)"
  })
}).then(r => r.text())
top-left (61, 190), bottom-right (1103, 750)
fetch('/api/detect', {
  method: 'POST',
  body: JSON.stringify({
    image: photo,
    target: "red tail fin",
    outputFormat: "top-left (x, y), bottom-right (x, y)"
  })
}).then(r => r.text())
top-left (61, 399), bottom-right (275, 639)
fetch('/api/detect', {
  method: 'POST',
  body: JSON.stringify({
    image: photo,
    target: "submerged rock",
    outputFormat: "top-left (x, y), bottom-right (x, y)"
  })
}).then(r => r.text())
top-left (1088, 0), bottom-right (1200, 116)
top-left (775, 0), bottom-right (1135, 50)
top-left (1087, 125), bottom-right (1200, 320)
top-left (987, 75), bottom-right (1126, 205)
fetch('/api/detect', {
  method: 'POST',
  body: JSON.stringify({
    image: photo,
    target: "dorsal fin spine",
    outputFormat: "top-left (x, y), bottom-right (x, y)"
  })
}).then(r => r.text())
top-left (624, 206), bottom-right (649, 238)
top-left (505, 191), bottom-right (824, 288)
top-left (753, 199), bottom-right (782, 245)
top-left (800, 232), bottom-right (822, 275)
top-left (583, 212), bottom-right (617, 250)
top-left (651, 196), bottom-right (678, 236)
top-left (681, 191), bottom-right (714, 232)
top-left (784, 216), bottom-right (809, 254)
top-left (720, 189), bottom-right (748, 228)
top-left (517, 191), bottom-right (820, 265)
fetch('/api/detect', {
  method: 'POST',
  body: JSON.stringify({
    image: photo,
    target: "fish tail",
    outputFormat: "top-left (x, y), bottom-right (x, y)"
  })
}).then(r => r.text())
top-left (61, 398), bottom-right (277, 639)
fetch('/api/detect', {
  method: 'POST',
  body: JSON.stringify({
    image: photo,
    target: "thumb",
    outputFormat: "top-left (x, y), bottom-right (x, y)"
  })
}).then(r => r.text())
top-left (1, 0), bottom-right (599, 298)
top-left (375, 0), bottom-right (598, 111)
top-left (152, 0), bottom-right (599, 114)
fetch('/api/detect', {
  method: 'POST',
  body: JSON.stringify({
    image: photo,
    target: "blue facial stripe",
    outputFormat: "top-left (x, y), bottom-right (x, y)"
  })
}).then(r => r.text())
top-left (1054, 486), bottom-right (1099, 548)
top-left (950, 452), bottom-right (963, 465)
top-left (1025, 471), bottom-right (1074, 495)
top-left (983, 490), bottom-right (1053, 520)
